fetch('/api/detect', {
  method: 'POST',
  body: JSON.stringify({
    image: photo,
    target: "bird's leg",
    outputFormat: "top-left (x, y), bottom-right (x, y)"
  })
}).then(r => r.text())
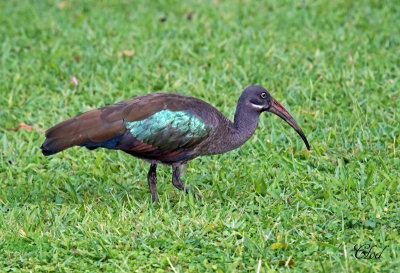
top-left (147, 163), bottom-right (158, 202)
top-left (172, 165), bottom-right (202, 200)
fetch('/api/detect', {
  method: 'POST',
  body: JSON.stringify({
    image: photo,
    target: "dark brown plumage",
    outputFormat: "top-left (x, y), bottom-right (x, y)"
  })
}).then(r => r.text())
top-left (42, 86), bottom-right (310, 202)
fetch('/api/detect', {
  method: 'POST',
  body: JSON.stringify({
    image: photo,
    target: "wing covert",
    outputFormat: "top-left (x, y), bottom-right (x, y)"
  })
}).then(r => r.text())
top-left (125, 110), bottom-right (210, 151)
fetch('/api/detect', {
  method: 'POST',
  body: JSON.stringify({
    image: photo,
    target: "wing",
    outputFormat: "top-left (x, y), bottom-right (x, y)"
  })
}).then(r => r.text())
top-left (116, 109), bottom-right (210, 161)
top-left (42, 93), bottom-right (213, 162)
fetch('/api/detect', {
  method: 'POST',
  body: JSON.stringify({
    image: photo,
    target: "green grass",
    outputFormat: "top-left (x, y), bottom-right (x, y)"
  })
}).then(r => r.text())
top-left (1, 0), bottom-right (399, 271)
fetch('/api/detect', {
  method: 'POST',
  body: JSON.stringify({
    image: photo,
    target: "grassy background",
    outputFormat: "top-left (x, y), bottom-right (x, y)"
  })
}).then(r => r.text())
top-left (1, 0), bottom-right (399, 271)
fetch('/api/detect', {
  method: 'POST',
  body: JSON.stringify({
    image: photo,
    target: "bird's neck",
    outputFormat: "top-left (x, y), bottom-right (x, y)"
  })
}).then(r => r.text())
top-left (232, 102), bottom-right (260, 146)
top-left (207, 102), bottom-right (260, 155)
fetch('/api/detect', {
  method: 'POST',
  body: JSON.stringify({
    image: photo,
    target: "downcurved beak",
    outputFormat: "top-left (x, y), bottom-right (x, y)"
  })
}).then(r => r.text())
top-left (267, 98), bottom-right (310, 150)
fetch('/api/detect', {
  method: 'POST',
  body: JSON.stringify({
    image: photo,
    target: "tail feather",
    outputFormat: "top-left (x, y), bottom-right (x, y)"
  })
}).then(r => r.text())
top-left (41, 109), bottom-right (125, 156)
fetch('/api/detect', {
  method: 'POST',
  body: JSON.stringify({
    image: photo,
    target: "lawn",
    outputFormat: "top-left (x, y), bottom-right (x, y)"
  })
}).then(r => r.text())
top-left (0, 0), bottom-right (399, 272)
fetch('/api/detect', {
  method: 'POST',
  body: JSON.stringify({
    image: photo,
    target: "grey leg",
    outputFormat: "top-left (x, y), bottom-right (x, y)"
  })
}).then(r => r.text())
top-left (172, 165), bottom-right (202, 200)
top-left (147, 163), bottom-right (158, 202)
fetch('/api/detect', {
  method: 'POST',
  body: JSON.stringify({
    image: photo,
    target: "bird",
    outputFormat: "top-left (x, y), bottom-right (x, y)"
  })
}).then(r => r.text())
top-left (41, 85), bottom-right (310, 202)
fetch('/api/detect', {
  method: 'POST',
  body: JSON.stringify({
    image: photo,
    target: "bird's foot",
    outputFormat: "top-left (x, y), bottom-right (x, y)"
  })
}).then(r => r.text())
top-left (184, 187), bottom-right (202, 200)
top-left (151, 193), bottom-right (159, 203)
top-left (172, 165), bottom-right (202, 201)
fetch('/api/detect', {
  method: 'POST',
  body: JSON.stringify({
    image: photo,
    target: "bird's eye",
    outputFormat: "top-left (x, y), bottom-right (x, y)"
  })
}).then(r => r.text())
top-left (261, 92), bottom-right (267, 99)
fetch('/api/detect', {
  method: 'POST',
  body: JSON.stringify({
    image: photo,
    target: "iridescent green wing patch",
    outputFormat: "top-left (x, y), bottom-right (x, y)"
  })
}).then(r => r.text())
top-left (126, 110), bottom-right (210, 150)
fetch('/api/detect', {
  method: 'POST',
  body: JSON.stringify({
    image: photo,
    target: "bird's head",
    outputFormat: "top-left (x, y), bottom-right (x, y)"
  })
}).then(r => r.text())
top-left (240, 85), bottom-right (310, 150)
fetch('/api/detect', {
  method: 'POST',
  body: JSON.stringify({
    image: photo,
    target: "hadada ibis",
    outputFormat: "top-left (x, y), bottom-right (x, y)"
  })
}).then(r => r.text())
top-left (41, 85), bottom-right (310, 202)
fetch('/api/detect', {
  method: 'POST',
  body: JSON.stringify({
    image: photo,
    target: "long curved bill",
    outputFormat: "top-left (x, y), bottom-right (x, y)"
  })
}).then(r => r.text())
top-left (267, 98), bottom-right (310, 150)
